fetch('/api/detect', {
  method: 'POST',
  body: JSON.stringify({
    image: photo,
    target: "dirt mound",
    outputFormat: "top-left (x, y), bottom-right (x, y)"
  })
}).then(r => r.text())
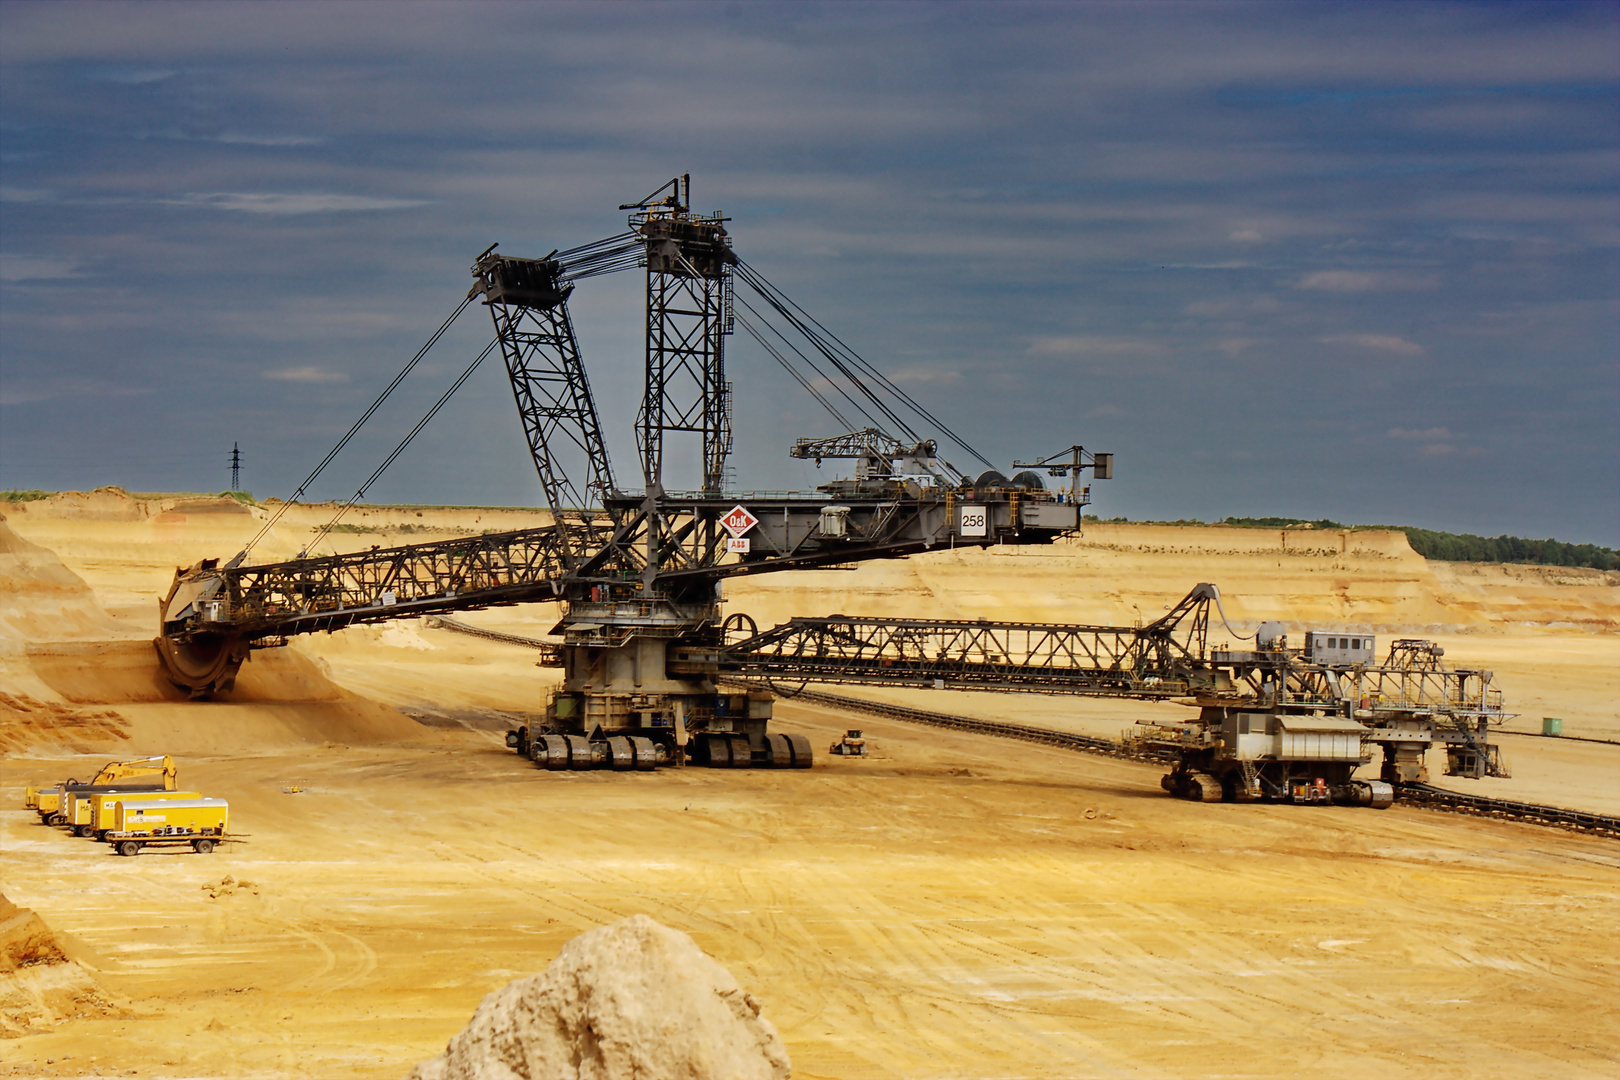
top-left (16, 641), bottom-right (431, 751)
top-left (0, 486), bottom-right (158, 522)
top-left (0, 692), bottom-right (129, 754)
top-left (0, 512), bottom-right (122, 641)
top-left (0, 514), bottom-right (430, 751)
top-left (408, 914), bottom-right (791, 1080)
top-left (0, 893), bottom-right (122, 1037)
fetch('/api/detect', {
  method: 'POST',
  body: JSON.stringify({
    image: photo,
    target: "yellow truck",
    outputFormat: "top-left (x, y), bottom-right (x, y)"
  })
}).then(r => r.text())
top-left (26, 755), bottom-right (177, 824)
top-left (75, 791), bottom-right (203, 840)
top-left (105, 798), bottom-right (230, 856)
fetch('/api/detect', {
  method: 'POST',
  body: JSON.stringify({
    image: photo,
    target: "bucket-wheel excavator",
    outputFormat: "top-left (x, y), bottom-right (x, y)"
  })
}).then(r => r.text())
top-left (156, 177), bottom-right (1507, 801)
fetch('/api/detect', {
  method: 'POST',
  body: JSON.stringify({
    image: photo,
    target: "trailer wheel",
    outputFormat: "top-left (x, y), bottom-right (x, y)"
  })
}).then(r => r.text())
top-left (47, 813), bottom-right (66, 827)
top-left (117, 840), bottom-right (141, 857)
top-left (75, 824), bottom-right (96, 838)
top-left (193, 839), bottom-right (215, 854)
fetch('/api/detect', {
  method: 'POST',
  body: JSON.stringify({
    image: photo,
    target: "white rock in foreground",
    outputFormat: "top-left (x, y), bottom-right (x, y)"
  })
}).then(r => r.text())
top-left (408, 914), bottom-right (791, 1080)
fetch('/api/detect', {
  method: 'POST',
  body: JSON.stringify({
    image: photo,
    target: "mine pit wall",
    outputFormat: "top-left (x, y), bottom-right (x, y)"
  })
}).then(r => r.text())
top-left (4, 491), bottom-right (1617, 758)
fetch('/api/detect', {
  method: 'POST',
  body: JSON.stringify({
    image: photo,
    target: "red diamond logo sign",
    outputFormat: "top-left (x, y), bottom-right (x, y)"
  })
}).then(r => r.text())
top-left (721, 504), bottom-right (759, 538)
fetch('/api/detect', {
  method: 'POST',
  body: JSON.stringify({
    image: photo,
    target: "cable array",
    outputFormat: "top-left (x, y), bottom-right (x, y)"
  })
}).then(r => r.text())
top-left (556, 232), bottom-right (643, 281)
top-left (734, 260), bottom-right (994, 472)
top-left (304, 338), bottom-right (499, 555)
top-left (240, 294), bottom-right (474, 560)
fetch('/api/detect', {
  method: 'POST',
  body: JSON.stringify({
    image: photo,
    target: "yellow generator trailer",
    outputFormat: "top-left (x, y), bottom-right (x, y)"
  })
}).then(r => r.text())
top-left (81, 791), bottom-right (203, 840)
top-left (106, 798), bottom-right (231, 856)
top-left (62, 786), bottom-right (186, 837)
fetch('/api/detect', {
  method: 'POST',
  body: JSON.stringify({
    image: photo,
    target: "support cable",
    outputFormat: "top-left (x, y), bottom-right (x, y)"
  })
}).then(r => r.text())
top-left (737, 260), bottom-right (995, 471)
top-left (734, 311), bottom-right (855, 431)
top-left (556, 232), bottom-right (644, 281)
top-left (733, 297), bottom-right (871, 430)
top-left (304, 337), bottom-right (499, 555)
top-left (241, 294), bottom-right (474, 558)
top-left (734, 264), bottom-right (919, 441)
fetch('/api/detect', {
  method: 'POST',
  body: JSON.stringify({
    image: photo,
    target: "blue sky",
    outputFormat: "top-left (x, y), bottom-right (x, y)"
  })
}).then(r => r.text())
top-left (2, 1), bottom-right (1616, 544)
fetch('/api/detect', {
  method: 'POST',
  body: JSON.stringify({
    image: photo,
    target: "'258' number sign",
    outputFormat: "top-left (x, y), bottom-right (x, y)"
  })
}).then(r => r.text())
top-left (958, 506), bottom-right (987, 537)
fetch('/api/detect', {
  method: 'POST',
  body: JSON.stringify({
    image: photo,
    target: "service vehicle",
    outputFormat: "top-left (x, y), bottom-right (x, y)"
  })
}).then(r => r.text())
top-left (61, 786), bottom-right (190, 837)
top-left (80, 790), bottom-right (204, 840)
top-left (105, 797), bottom-right (231, 856)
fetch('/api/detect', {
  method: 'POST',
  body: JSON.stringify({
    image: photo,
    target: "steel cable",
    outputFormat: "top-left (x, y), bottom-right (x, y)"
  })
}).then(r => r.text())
top-left (240, 293), bottom-right (474, 560)
top-left (736, 260), bottom-right (995, 471)
top-left (304, 338), bottom-right (499, 555)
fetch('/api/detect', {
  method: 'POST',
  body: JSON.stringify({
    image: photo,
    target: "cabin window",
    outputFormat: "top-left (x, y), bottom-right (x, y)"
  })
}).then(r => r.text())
top-left (1351, 638), bottom-right (1361, 650)
top-left (1238, 716), bottom-right (1250, 734)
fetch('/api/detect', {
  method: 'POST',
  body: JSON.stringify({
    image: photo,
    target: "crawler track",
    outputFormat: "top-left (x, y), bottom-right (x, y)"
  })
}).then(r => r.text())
top-left (762, 684), bottom-right (1620, 839)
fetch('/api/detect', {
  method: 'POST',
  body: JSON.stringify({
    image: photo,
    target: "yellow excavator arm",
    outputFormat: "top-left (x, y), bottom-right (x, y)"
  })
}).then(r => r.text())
top-left (89, 754), bottom-right (177, 790)
top-left (25, 755), bottom-right (177, 814)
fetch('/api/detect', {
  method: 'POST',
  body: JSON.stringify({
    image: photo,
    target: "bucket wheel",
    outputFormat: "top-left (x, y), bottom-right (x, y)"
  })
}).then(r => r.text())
top-left (154, 564), bottom-right (249, 699)
top-left (153, 632), bottom-right (249, 699)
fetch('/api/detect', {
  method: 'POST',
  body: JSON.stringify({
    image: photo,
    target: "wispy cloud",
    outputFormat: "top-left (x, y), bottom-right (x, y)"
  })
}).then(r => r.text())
top-left (91, 68), bottom-right (178, 85)
top-left (213, 133), bottom-right (325, 147)
top-left (0, 254), bottom-right (82, 282)
top-left (162, 192), bottom-right (428, 214)
top-left (887, 367), bottom-right (961, 387)
top-left (1385, 426), bottom-right (1487, 459)
top-left (263, 366), bottom-right (348, 383)
top-left (0, 378), bottom-right (151, 405)
top-left (1028, 336), bottom-right (1167, 358)
top-left (1296, 270), bottom-right (1438, 292)
top-left (1320, 334), bottom-right (1425, 357)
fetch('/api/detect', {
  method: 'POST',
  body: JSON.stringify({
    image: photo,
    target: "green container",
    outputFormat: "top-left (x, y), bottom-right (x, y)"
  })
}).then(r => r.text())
top-left (1542, 717), bottom-right (1563, 736)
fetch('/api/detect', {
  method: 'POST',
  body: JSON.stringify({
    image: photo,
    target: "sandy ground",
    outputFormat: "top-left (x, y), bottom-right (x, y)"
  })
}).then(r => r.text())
top-left (2, 490), bottom-right (1618, 1078)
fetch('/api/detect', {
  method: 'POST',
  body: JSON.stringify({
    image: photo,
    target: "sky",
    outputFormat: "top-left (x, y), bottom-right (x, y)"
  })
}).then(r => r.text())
top-left (2, 1), bottom-right (1616, 545)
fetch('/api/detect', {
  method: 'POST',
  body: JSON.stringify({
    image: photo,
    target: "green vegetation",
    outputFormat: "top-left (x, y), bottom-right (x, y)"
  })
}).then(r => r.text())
top-left (219, 490), bottom-right (256, 505)
top-left (1393, 528), bottom-right (1619, 571)
top-left (1220, 516), bottom-right (1617, 570)
top-left (0, 489), bottom-right (52, 503)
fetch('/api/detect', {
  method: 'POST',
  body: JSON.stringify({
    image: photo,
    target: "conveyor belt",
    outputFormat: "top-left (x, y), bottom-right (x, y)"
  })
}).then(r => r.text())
top-left (1397, 783), bottom-right (1620, 838)
top-left (763, 684), bottom-right (1619, 839)
top-left (750, 685), bottom-right (1179, 763)
top-left (434, 620), bottom-right (1614, 840)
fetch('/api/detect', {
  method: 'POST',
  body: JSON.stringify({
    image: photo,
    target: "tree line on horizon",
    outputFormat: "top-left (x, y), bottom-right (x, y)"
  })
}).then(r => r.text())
top-left (1174, 515), bottom-right (1618, 571)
